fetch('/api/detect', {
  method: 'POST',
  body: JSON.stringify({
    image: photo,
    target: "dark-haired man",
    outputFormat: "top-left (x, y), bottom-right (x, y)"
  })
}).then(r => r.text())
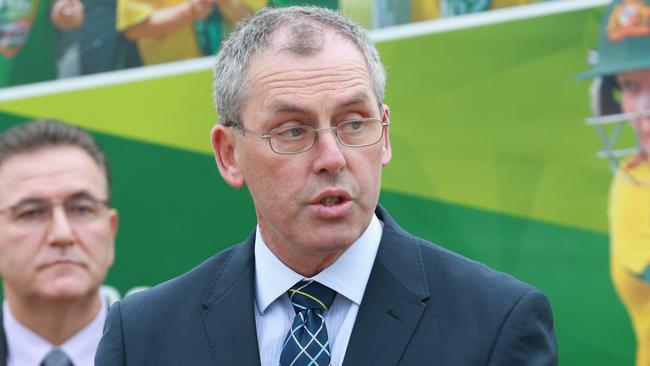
top-left (0, 120), bottom-right (117, 365)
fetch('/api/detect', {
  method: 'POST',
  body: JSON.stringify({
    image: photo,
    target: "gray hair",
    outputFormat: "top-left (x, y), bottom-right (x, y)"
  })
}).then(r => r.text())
top-left (0, 119), bottom-right (112, 199)
top-left (213, 6), bottom-right (386, 125)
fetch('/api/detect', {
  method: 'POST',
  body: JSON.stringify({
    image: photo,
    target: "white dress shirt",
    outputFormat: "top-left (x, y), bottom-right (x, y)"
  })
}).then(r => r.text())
top-left (3, 294), bottom-right (106, 366)
top-left (254, 214), bottom-right (383, 366)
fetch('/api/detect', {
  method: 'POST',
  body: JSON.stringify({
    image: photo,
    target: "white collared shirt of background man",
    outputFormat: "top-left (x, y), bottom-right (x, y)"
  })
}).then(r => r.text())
top-left (3, 294), bottom-right (107, 366)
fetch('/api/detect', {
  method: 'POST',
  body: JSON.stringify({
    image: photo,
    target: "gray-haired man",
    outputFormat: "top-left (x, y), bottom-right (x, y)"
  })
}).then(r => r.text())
top-left (96, 6), bottom-right (556, 365)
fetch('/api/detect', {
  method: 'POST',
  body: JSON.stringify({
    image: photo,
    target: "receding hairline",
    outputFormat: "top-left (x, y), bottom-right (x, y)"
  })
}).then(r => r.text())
top-left (258, 88), bottom-right (376, 114)
top-left (242, 30), bottom-right (379, 114)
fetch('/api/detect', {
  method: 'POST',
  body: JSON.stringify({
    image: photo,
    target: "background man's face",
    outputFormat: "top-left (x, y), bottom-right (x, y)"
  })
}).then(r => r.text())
top-left (618, 68), bottom-right (650, 153)
top-left (0, 145), bottom-right (117, 303)
top-left (233, 30), bottom-right (391, 263)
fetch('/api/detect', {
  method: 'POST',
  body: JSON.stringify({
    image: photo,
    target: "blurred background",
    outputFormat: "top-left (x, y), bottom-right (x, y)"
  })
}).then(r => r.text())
top-left (0, 0), bottom-right (627, 364)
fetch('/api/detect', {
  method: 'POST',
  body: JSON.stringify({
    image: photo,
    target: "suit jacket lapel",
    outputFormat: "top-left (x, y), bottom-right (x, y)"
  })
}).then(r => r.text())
top-left (343, 206), bottom-right (431, 366)
top-left (202, 233), bottom-right (261, 365)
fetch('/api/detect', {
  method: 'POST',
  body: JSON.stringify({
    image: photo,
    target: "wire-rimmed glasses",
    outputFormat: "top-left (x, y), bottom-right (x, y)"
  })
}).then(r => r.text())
top-left (224, 118), bottom-right (390, 155)
top-left (0, 196), bottom-right (111, 229)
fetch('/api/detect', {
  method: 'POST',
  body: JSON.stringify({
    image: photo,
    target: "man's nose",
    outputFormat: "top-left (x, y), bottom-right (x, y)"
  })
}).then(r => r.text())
top-left (313, 128), bottom-right (346, 174)
top-left (47, 206), bottom-right (75, 247)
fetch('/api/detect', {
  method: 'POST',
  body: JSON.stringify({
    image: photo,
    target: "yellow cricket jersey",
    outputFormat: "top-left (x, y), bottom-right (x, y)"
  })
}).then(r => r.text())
top-left (609, 160), bottom-right (650, 276)
top-left (220, 0), bottom-right (266, 27)
top-left (411, 0), bottom-right (440, 21)
top-left (610, 159), bottom-right (650, 366)
top-left (116, 0), bottom-right (202, 65)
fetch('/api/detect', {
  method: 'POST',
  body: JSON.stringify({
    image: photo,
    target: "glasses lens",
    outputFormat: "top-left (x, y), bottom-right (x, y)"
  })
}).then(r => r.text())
top-left (337, 119), bottom-right (383, 147)
top-left (10, 202), bottom-right (50, 226)
top-left (7, 198), bottom-right (107, 227)
top-left (64, 198), bottom-right (104, 223)
top-left (270, 125), bottom-right (315, 154)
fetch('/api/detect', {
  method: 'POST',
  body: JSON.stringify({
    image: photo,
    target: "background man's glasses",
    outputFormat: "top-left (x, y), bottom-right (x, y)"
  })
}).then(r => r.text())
top-left (225, 118), bottom-right (390, 154)
top-left (0, 196), bottom-right (110, 228)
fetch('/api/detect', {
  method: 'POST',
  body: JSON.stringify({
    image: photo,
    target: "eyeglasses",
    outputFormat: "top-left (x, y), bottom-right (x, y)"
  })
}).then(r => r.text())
top-left (225, 118), bottom-right (390, 155)
top-left (0, 196), bottom-right (110, 228)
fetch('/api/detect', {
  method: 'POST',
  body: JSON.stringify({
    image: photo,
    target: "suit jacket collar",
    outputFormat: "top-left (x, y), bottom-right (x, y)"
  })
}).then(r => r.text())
top-left (202, 232), bottom-right (261, 365)
top-left (343, 205), bottom-right (431, 365)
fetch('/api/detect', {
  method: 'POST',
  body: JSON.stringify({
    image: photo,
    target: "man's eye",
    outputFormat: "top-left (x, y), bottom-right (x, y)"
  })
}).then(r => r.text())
top-left (13, 207), bottom-right (49, 222)
top-left (339, 120), bottom-right (366, 133)
top-left (66, 202), bottom-right (97, 217)
top-left (348, 121), bottom-right (364, 130)
top-left (276, 126), bottom-right (308, 139)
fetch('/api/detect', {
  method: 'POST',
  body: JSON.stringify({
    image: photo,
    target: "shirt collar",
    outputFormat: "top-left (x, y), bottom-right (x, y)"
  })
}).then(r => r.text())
top-left (61, 295), bottom-right (106, 365)
top-left (3, 294), bottom-right (106, 366)
top-left (255, 213), bottom-right (383, 314)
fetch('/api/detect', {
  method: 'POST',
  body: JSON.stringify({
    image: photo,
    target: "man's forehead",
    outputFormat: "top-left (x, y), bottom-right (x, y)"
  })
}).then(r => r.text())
top-left (246, 31), bottom-right (369, 86)
top-left (240, 26), bottom-right (375, 122)
top-left (266, 90), bottom-right (374, 112)
top-left (0, 146), bottom-right (107, 204)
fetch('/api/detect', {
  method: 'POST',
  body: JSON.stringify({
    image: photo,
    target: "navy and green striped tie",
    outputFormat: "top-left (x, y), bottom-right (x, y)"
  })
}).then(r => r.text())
top-left (280, 280), bottom-right (337, 366)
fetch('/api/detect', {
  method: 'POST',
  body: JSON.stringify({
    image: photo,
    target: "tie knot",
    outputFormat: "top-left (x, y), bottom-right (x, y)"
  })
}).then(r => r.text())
top-left (41, 348), bottom-right (73, 366)
top-left (288, 280), bottom-right (336, 313)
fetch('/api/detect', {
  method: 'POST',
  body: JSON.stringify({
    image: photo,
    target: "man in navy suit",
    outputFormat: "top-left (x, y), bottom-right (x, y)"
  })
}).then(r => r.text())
top-left (96, 6), bottom-right (557, 365)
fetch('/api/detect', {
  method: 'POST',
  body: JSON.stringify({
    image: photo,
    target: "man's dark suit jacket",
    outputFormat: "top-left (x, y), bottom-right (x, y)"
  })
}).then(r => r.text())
top-left (96, 206), bottom-right (557, 365)
top-left (0, 312), bottom-right (6, 366)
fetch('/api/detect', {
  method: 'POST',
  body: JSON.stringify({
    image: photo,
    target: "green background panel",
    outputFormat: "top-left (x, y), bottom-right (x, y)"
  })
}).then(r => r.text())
top-left (379, 6), bottom-right (610, 233)
top-left (340, 0), bottom-right (373, 28)
top-left (0, 70), bottom-right (216, 154)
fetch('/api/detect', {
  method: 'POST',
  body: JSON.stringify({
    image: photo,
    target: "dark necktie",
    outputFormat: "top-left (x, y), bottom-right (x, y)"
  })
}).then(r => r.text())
top-left (279, 280), bottom-right (337, 366)
top-left (40, 348), bottom-right (73, 366)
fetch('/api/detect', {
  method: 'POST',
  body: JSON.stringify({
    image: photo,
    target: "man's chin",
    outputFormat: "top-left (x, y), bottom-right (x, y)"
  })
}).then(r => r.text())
top-left (38, 279), bottom-right (96, 302)
top-left (308, 229), bottom-right (362, 253)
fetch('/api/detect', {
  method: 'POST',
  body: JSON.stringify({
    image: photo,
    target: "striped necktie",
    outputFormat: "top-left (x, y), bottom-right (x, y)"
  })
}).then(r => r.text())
top-left (280, 280), bottom-right (337, 366)
top-left (40, 348), bottom-right (73, 366)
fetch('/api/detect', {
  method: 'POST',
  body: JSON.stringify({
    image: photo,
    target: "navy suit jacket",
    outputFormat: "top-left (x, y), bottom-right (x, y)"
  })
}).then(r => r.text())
top-left (0, 312), bottom-right (6, 366)
top-left (96, 206), bottom-right (557, 365)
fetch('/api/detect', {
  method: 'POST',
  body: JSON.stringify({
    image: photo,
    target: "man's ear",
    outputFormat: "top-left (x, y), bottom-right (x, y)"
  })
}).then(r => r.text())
top-left (381, 104), bottom-right (392, 167)
top-left (211, 124), bottom-right (245, 188)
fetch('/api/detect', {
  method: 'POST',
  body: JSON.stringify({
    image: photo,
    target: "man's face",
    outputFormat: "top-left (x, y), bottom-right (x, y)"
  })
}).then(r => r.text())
top-left (617, 68), bottom-right (650, 154)
top-left (213, 31), bottom-right (391, 269)
top-left (0, 146), bottom-right (117, 303)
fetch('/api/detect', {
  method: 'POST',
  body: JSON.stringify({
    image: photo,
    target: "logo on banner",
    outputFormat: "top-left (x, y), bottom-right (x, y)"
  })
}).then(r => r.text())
top-left (0, 0), bottom-right (38, 58)
top-left (607, 0), bottom-right (650, 41)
